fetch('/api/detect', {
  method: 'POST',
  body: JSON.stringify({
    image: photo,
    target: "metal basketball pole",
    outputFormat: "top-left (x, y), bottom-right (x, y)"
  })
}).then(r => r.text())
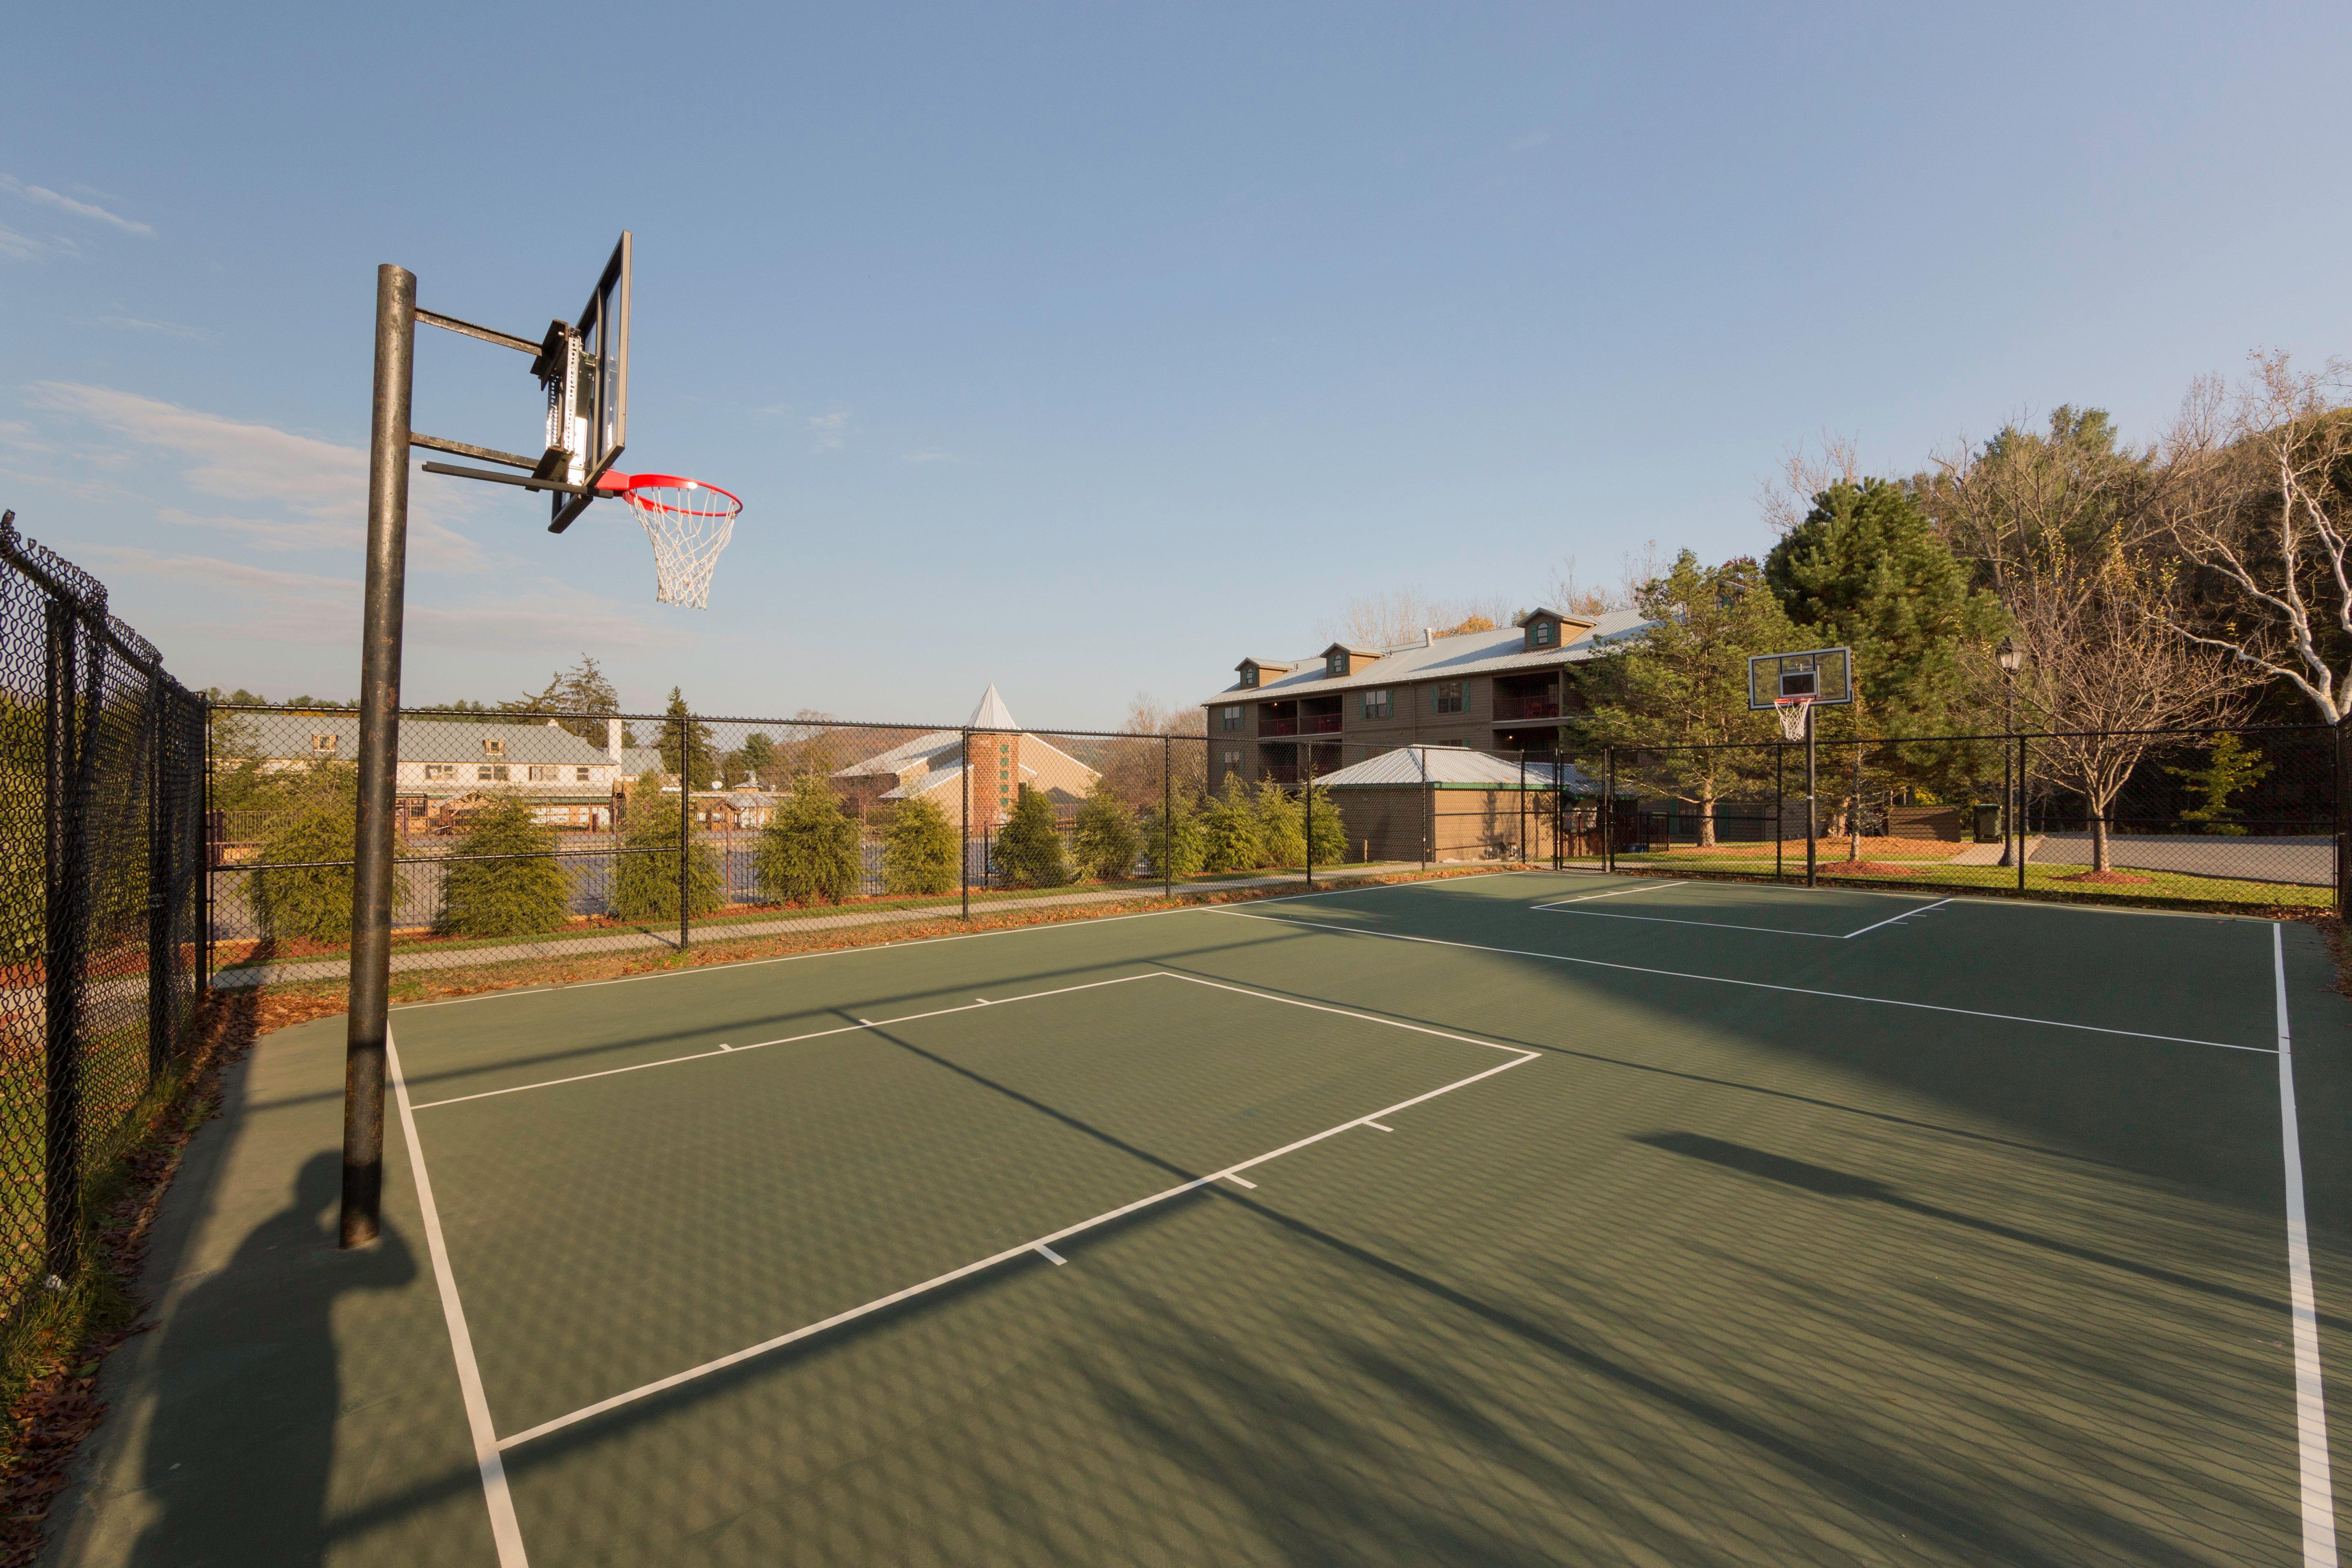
top-left (343, 263), bottom-right (415, 1249)
top-left (1803, 702), bottom-right (1817, 889)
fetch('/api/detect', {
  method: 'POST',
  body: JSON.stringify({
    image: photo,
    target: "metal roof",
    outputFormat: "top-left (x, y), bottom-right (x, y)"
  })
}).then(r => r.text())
top-left (1201, 608), bottom-right (1653, 706)
top-left (1316, 745), bottom-right (1596, 793)
top-left (257, 715), bottom-right (617, 767)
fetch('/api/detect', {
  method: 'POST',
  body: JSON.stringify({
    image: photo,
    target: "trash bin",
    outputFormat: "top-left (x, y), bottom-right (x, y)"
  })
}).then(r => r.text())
top-left (1971, 803), bottom-right (2001, 843)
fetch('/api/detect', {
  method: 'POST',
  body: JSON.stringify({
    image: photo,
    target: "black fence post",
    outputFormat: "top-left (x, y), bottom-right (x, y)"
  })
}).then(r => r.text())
top-left (43, 601), bottom-right (87, 1284)
top-left (1161, 736), bottom-right (1173, 900)
top-left (147, 670), bottom-right (172, 1078)
top-left (675, 708), bottom-right (691, 950)
top-left (1804, 705), bottom-right (1818, 889)
top-left (960, 729), bottom-right (972, 919)
top-left (1774, 740), bottom-right (1785, 881)
top-left (1603, 747), bottom-right (1615, 873)
top-left (200, 699), bottom-right (214, 993)
top-left (1553, 744), bottom-right (1564, 871)
top-left (2016, 732), bottom-right (2029, 896)
top-left (2336, 719), bottom-right (2348, 915)
top-left (1303, 744), bottom-right (1314, 890)
top-left (1418, 746), bottom-right (1429, 870)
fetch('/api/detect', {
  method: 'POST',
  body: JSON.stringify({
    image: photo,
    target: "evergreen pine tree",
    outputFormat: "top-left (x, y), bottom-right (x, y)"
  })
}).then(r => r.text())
top-left (610, 773), bottom-right (724, 921)
top-left (1764, 479), bottom-right (2004, 735)
top-left (1254, 780), bottom-right (1305, 868)
top-left (656, 687), bottom-right (719, 787)
top-left (1198, 775), bottom-right (1265, 872)
top-left (757, 775), bottom-right (861, 904)
top-left (882, 795), bottom-right (959, 895)
top-left (1071, 782), bottom-right (1143, 881)
top-left (441, 795), bottom-right (571, 937)
top-left (1141, 786), bottom-right (1205, 879)
top-left (996, 786), bottom-right (1069, 888)
top-left (1304, 782), bottom-right (1349, 866)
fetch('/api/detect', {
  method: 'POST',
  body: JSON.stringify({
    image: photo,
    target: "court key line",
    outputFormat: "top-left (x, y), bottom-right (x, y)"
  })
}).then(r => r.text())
top-left (1214, 908), bottom-right (2274, 1055)
top-left (490, 996), bottom-right (1539, 1451)
top-left (387, 1031), bottom-right (532, 1567)
top-left (408, 973), bottom-right (1171, 1110)
top-left (2273, 922), bottom-right (2341, 1568)
top-left (1529, 895), bottom-right (1952, 942)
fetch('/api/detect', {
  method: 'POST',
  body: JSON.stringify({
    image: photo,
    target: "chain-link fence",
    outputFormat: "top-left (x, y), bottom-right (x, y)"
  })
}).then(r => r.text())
top-left (1581, 724), bottom-right (2341, 909)
top-left (0, 511), bottom-right (207, 1332)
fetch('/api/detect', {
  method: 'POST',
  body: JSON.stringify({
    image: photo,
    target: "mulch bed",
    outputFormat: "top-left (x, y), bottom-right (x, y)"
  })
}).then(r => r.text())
top-left (2057, 870), bottom-right (2154, 884)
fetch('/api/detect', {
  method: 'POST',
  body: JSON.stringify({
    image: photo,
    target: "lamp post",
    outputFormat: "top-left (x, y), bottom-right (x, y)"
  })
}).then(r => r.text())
top-left (1996, 638), bottom-right (2023, 868)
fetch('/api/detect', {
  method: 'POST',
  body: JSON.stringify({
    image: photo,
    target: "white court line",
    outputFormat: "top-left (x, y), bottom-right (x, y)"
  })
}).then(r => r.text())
top-left (390, 871), bottom-right (1534, 1015)
top-left (494, 1015), bottom-right (1540, 1451)
top-left (1216, 908), bottom-right (2274, 1055)
top-left (1035, 1243), bottom-right (1065, 1265)
top-left (1365, 1120), bottom-right (1394, 1132)
top-left (410, 973), bottom-right (1165, 1110)
top-left (1225, 1174), bottom-right (1258, 1188)
top-left (1532, 908), bottom-right (1848, 940)
top-left (1530, 882), bottom-right (1670, 909)
top-left (2273, 923), bottom-right (2340, 1568)
top-left (1840, 898), bottom-right (1953, 939)
top-left (387, 1032), bottom-right (531, 1567)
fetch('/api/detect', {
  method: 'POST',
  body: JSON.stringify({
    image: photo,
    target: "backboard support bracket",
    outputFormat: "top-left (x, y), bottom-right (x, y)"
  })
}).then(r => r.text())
top-left (415, 307), bottom-right (539, 356)
top-left (419, 460), bottom-right (604, 497)
top-left (409, 431), bottom-right (540, 470)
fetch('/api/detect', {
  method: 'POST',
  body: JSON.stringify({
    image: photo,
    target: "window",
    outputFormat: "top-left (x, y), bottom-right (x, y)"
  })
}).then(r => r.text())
top-left (1239, 666), bottom-right (1259, 688)
top-left (1433, 682), bottom-right (1466, 715)
top-left (478, 764), bottom-right (509, 782)
top-left (527, 764), bottom-right (559, 782)
top-left (483, 737), bottom-right (506, 758)
top-left (576, 766), bottom-right (592, 782)
top-left (1219, 705), bottom-right (1243, 732)
top-left (1532, 619), bottom-right (1555, 647)
top-left (1327, 653), bottom-right (1345, 677)
top-left (310, 733), bottom-right (339, 755)
top-left (1361, 690), bottom-right (1391, 720)
top-left (423, 763), bottom-right (455, 781)
top-left (1222, 748), bottom-right (1242, 774)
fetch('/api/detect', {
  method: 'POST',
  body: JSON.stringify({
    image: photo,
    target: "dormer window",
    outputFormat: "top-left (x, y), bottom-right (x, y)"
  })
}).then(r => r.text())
top-left (483, 737), bottom-right (506, 758)
top-left (1327, 653), bottom-right (1345, 677)
top-left (1239, 665), bottom-right (1259, 688)
top-left (1532, 619), bottom-right (1555, 647)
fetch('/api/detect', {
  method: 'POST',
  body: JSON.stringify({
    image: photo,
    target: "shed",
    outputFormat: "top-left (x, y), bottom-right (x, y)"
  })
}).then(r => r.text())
top-left (1314, 745), bottom-right (1610, 864)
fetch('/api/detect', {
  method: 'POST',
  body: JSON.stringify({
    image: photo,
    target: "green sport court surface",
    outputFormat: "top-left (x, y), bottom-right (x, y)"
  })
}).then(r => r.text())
top-left (51, 871), bottom-right (2350, 1566)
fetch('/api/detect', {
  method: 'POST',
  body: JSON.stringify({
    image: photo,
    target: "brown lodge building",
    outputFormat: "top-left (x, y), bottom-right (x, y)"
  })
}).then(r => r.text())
top-left (1198, 606), bottom-right (1652, 790)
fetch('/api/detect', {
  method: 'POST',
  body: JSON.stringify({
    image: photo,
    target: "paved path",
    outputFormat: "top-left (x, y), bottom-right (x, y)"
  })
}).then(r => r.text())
top-left (209, 866), bottom-right (1423, 989)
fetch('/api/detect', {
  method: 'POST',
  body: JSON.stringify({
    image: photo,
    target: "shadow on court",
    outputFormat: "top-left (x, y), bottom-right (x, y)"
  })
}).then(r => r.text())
top-left (127, 1153), bottom-right (416, 1568)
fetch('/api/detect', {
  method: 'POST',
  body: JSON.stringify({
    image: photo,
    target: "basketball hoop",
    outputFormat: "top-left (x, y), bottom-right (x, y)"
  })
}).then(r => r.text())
top-left (597, 471), bottom-right (741, 609)
top-left (1773, 695), bottom-right (1814, 742)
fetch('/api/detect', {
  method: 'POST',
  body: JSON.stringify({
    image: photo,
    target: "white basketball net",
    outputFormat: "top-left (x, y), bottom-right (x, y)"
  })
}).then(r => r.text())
top-left (1773, 696), bottom-right (1814, 742)
top-left (619, 480), bottom-right (740, 610)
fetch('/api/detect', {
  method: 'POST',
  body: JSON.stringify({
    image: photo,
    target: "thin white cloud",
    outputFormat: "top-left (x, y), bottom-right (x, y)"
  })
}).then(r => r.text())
top-left (94, 315), bottom-right (216, 343)
top-left (897, 450), bottom-right (957, 465)
top-left (807, 410), bottom-right (851, 452)
top-left (0, 174), bottom-right (153, 236)
top-left (0, 225), bottom-right (39, 262)
top-left (91, 546), bottom-right (663, 652)
top-left (24, 382), bottom-right (487, 571)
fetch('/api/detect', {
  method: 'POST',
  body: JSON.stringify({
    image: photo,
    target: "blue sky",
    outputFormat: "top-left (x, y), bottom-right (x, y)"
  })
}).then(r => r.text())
top-left (4, 3), bottom-right (2346, 728)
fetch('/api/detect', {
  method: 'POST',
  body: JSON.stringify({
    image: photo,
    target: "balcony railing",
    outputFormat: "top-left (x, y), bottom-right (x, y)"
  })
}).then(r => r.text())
top-left (1259, 717), bottom-right (1299, 736)
top-left (1493, 696), bottom-right (1562, 722)
top-left (1258, 712), bottom-right (1340, 736)
top-left (1303, 713), bottom-right (1342, 734)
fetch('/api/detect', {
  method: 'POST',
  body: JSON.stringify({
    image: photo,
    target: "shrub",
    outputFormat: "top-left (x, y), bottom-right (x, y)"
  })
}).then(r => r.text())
top-left (757, 776), bottom-right (861, 904)
top-left (882, 795), bottom-right (959, 895)
top-left (1140, 787), bottom-right (1204, 879)
top-left (1071, 784), bottom-right (1142, 881)
top-left (1198, 776), bottom-right (1265, 873)
top-left (1254, 780), bottom-right (1304, 869)
top-left (610, 775), bottom-right (724, 921)
top-left (440, 795), bottom-right (570, 938)
top-left (251, 767), bottom-right (406, 946)
top-left (1304, 782), bottom-right (1348, 866)
top-left (996, 786), bottom-right (1069, 888)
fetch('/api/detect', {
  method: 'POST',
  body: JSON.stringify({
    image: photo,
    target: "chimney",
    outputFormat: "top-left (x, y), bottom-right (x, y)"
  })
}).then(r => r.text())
top-left (1423, 627), bottom-right (1434, 647)
top-left (606, 716), bottom-right (623, 762)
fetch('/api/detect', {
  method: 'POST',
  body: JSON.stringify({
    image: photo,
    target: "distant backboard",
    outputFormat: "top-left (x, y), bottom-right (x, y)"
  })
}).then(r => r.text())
top-left (1748, 646), bottom-right (1853, 708)
top-left (539, 232), bottom-right (631, 532)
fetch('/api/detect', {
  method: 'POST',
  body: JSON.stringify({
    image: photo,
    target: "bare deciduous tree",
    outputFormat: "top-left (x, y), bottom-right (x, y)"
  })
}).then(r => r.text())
top-left (1934, 414), bottom-right (2247, 872)
top-left (1542, 540), bottom-right (1664, 618)
top-left (1316, 590), bottom-right (1517, 650)
top-left (2150, 351), bottom-right (2352, 721)
top-left (1759, 430), bottom-right (1864, 536)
